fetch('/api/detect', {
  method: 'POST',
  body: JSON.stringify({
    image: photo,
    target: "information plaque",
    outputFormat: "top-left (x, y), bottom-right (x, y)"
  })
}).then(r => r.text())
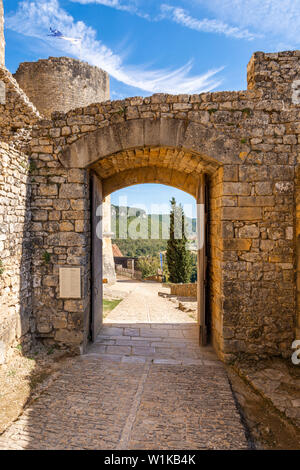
top-left (59, 267), bottom-right (81, 299)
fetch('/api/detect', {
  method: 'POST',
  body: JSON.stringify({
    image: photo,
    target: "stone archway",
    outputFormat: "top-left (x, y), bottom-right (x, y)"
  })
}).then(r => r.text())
top-left (59, 117), bottom-right (239, 171)
top-left (29, 88), bottom-right (297, 363)
top-left (59, 118), bottom-right (229, 348)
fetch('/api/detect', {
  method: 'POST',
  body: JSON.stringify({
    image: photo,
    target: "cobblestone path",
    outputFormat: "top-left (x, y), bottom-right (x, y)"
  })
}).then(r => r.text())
top-left (0, 282), bottom-right (249, 450)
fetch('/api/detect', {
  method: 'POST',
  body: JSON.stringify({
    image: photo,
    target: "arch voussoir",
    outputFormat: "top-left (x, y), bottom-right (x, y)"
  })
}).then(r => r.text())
top-left (59, 117), bottom-right (237, 170)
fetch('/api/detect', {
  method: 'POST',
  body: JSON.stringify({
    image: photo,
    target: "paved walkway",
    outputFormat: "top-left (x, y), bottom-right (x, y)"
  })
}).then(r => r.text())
top-left (0, 281), bottom-right (249, 450)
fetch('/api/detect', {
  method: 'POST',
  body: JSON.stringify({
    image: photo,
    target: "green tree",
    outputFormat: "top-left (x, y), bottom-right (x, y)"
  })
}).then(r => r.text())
top-left (137, 256), bottom-right (160, 279)
top-left (166, 198), bottom-right (192, 284)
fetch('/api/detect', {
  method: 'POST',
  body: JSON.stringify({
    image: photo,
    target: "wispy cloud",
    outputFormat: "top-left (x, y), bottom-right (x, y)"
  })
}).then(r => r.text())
top-left (69, 0), bottom-right (149, 18)
top-left (71, 0), bottom-right (260, 41)
top-left (6, 0), bottom-right (223, 94)
top-left (70, 0), bottom-right (300, 47)
top-left (193, 0), bottom-right (300, 48)
top-left (160, 4), bottom-right (259, 41)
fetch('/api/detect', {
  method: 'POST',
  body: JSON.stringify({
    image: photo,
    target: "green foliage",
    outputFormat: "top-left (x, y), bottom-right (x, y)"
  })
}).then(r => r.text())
top-left (241, 138), bottom-right (247, 144)
top-left (190, 252), bottom-right (198, 283)
top-left (137, 256), bottom-right (161, 279)
top-left (29, 160), bottom-right (37, 173)
top-left (0, 259), bottom-right (4, 275)
top-left (166, 198), bottom-right (193, 284)
top-left (111, 205), bottom-right (196, 258)
top-left (42, 251), bottom-right (51, 265)
top-left (242, 108), bottom-right (251, 116)
top-left (113, 238), bottom-right (168, 257)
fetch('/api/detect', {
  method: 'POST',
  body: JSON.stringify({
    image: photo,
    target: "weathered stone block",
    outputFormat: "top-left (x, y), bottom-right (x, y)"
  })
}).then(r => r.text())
top-left (59, 184), bottom-right (85, 199)
top-left (53, 199), bottom-right (70, 210)
top-left (62, 126), bottom-right (71, 136)
top-left (223, 165), bottom-right (239, 182)
top-left (68, 169), bottom-right (85, 184)
top-left (239, 224), bottom-right (260, 238)
top-left (39, 184), bottom-right (58, 196)
top-left (59, 221), bottom-right (74, 232)
top-left (221, 222), bottom-right (234, 238)
top-left (43, 275), bottom-right (58, 287)
top-left (55, 329), bottom-right (83, 345)
top-left (255, 182), bottom-right (273, 195)
top-left (238, 196), bottom-right (275, 206)
top-left (260, 240), bottom-right (275, 251)
top-left (223, 182), bottom-right (251, 196)
top-left (221, 207), bottom-right (262, 221)
top-left (47, 232), bottom-right (86, 247)
top-left (239, 166), bottom-right (268, 182)
top-left (223, 239), bottom-right (252, 251)
top-left (64, 300), bottom-right (84, 312)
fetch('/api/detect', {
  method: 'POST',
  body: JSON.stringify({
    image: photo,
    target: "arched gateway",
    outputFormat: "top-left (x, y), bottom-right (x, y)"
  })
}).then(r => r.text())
top-left (27, 51), bottom-right (300, 364)
top-left (2, 43), bottom-right (300, 364)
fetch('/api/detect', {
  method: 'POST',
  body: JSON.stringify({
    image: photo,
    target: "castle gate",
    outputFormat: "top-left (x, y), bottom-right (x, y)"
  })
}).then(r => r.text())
top-left (1, 42), bottom-right (300, 364)
top-left (26, 51), bottom-right (300, 363)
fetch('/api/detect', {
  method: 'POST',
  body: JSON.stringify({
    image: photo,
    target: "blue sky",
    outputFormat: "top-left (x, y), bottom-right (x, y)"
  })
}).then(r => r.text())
top-left (110, 184), bottom-right (196, 216)
top-left (4, 0), bottom-right (300, 210)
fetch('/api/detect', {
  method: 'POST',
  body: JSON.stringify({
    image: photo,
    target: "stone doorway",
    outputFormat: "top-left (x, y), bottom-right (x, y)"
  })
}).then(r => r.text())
top-left (90, 177), bottom-right (209, 350)
top-left (28, 81), bottom-right (297, 363)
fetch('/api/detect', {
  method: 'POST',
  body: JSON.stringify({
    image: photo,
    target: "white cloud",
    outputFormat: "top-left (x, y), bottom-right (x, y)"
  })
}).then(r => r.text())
top-left (69, 0), bottom-right (146, 17)
top-left (71, 0), bottom-right (260, 41)
top-left (71, 0), bottom-right (300, 47)
top-left (194, 0), bottom-right (300, 47)
top-left (160, 4), bottom-right (259, 40)
top-left (6, 0), bottom-right (223, 94)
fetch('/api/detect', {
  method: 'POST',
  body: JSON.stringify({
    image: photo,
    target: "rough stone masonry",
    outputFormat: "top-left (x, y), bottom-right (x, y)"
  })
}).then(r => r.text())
top-left (0, 0), bottom-right (299, 364)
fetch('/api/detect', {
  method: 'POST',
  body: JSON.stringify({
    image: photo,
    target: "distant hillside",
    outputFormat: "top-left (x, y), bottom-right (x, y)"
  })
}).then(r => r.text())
top-left (111, 205), bottom-right (196, 258)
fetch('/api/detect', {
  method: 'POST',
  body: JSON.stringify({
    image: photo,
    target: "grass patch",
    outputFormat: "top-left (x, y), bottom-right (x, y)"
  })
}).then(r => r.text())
top-left (103, 299), bottom-right (122, 317)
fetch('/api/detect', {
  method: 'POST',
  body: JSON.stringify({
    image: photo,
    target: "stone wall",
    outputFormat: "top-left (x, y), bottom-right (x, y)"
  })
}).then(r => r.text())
top-left (115, 265), bottom-right (142, 280)
top-left (13, 57), bottom-right (116, 290)
top-left (0, 142), bottom-right (32, 363)
top-left (208, 167), bottom-right (224, 356)
top-left (0, 66), bottom-right (40, 143)
top-left (30, 166), bottom-right (91, 353)
top-left (0, 0), bottom-right (4, 67)
top-left (1, 49), bottom-right (299, 363)
top-left (14, 57), bottom-right (110, 119)
top-left (0, 65), bottom-right (41, 363)
top-left (27, 51), bottom-right (299, 363)
top-left (296, 166), bottom-right (300, 341)
top-left (169, 283), bottom-right (197, 298)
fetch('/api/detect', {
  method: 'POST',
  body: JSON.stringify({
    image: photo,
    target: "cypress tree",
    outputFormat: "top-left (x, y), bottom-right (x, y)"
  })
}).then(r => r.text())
top-left (166, 198), bottom-right (192, 283)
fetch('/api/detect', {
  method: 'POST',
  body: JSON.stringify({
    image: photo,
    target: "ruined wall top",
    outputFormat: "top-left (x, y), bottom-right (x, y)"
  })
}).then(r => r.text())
top-left (0, 0), bottom-right (4, 66)
top-left (0, 66), bottom-right (41, 144)
top-left (247, 50), bottom-right (300, 103)
top-left (14, 56), bottom-right (110, 118)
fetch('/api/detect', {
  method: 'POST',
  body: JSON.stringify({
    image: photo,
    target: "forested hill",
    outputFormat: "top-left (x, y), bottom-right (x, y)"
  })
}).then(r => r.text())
top-left (111, 205), bottom-right (196, 257)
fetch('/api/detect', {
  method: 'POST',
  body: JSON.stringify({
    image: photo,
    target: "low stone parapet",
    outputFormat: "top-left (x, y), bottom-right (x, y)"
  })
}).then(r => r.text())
top-left (169, 283), bottom-right (197, 298)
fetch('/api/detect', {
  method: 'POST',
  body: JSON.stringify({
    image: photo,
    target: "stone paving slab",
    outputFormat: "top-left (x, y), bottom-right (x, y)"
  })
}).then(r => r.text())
top-left (128, 364), bottom-right (248, 450)
top-left (233, 358), bottom-right (300, 430)
top-left (0, 281), bottom-right (249, 450)
top-left (0, 358), bottom-right (248, 450)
